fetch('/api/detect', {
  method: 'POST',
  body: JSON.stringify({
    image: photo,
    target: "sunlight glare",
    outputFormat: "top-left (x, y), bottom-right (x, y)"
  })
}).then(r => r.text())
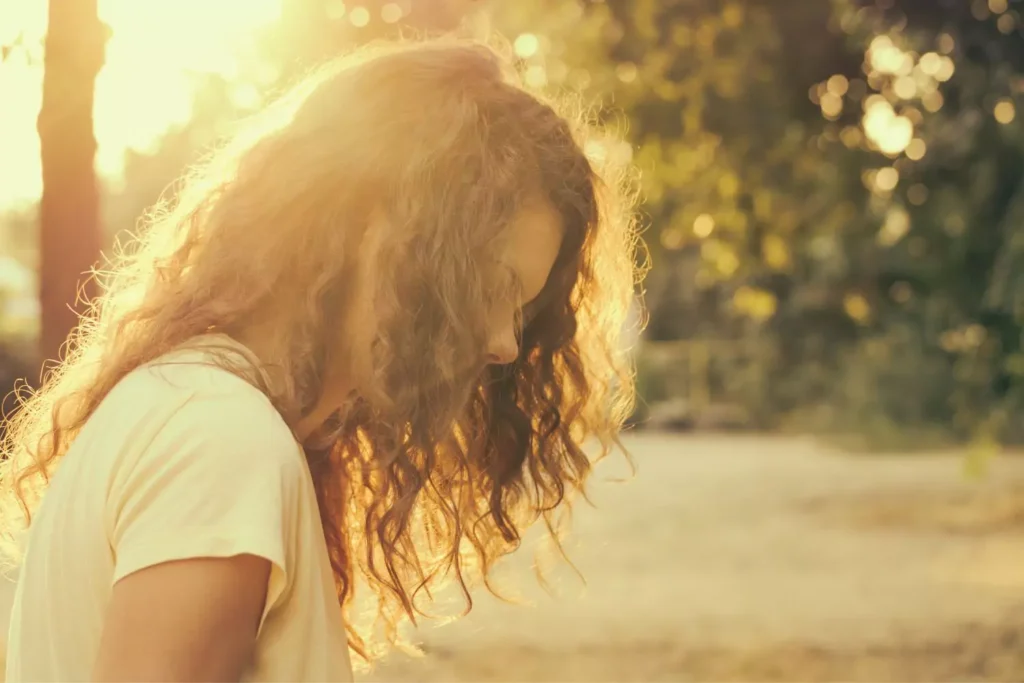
top-left (95, 0), bottom-right (281, 176)
top-left (0, 0), bottom-right (282, 206)
top-left (0, 0), bottom-right (45, 47)
top-left (0, 0), bottom-right (47, 205)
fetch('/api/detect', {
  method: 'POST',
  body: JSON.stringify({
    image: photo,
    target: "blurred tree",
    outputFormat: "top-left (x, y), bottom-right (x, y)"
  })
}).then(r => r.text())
top-left (488, 0), bottom-right (876, 425)
top-left (489, 0), bottom-right (1024, 442)
top-left (37, 0), bottom-right (106, 367)
top-left (813, 0), bottom-right (1024, 444)
top-left (89, 0), bottom-right (1024, 445)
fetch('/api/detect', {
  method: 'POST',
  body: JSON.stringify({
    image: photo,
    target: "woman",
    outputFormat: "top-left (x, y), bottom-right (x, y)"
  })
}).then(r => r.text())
top-left (0, 38), bottom-right (642, 682)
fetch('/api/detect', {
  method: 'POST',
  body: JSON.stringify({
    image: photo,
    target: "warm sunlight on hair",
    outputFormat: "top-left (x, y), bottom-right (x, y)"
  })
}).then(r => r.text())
top-left (0, 36), bottom-right (646, 663)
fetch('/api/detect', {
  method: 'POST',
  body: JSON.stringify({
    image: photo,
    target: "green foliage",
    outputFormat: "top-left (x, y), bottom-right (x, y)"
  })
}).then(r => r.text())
top-left (494, 0), bottom-right (1024, 446)
top-left (6, 0), bottom-right (1019, 447)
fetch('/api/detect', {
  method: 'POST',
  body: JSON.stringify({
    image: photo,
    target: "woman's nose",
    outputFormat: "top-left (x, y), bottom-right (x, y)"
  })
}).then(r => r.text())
top-left (486, 327), bottom-right (519, 365)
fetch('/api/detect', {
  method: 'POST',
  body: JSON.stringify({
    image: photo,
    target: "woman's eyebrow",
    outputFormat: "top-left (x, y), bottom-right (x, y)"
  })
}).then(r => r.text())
top-left (499, 262), bottom-right (548, 309)
top-left (500, 263), bottom-right (525, 300)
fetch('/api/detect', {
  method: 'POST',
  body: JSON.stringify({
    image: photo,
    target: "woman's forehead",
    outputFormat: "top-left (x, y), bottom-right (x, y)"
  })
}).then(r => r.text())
top-left (502, 200), bottom-right (564, 301)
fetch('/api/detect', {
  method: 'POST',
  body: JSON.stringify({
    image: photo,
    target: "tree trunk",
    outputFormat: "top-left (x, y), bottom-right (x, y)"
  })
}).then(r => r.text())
top-left (37, 0), bottom-right (105, 367)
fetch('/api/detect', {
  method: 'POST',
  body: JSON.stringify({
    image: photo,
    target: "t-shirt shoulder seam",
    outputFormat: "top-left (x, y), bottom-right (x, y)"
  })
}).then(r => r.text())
top-left (137, 358), bottom-right (286, 429)
top-left (142, 355), bottom-right (265, 396)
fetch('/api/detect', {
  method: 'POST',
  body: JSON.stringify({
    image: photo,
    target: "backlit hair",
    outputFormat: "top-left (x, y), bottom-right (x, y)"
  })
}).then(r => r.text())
top-left (0, 38), bottom-right (644, 660)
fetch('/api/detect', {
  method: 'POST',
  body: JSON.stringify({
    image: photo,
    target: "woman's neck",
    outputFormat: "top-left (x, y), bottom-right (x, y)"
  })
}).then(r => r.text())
top-left (229, 318), bottom-right (353, 443)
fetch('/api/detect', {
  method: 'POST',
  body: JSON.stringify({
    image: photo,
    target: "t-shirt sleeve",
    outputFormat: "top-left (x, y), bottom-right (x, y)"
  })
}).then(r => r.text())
top-left (107, 387), bottom-right (305, 623)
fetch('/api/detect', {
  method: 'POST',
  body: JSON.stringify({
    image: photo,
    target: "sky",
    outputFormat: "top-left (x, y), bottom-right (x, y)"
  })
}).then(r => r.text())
top-left (0, 0), bottom-right (282, 208)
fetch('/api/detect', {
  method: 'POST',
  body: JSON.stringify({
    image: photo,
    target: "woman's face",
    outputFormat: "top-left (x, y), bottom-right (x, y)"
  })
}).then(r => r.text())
top-left (485, 198), bottom-right (564, 365)
top-left (303, 198), bottom-right (564, 437)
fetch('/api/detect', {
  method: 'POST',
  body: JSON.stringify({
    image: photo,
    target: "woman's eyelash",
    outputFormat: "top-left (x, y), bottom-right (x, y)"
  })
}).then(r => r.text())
top-left (500, 267), bottom-right (525, 304)
top-left (496, 266), bottom-right (546, 325)
top-left (521, 300), bottom-right (542, 326)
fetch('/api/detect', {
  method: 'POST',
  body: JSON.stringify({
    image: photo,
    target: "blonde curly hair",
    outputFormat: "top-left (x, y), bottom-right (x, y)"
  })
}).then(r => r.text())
top-left (0, 38), bottom-right (645, 660)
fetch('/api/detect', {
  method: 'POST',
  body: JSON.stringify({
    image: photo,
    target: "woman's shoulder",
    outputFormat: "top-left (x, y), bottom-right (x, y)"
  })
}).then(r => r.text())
top-left (95, 338), bottom-right (303, 483)
top-left (138, 335), bottom-right (269, 399)
top-left (99, 335), bottom-right (293, 449)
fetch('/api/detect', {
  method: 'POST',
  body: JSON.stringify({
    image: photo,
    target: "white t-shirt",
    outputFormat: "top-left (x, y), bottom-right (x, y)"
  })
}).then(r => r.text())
top-left (5, 337), bottom-right (353, 682)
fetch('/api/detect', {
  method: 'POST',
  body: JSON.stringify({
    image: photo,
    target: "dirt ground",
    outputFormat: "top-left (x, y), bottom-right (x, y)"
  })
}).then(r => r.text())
top-left (360, 433), bottom-right (1024, 682)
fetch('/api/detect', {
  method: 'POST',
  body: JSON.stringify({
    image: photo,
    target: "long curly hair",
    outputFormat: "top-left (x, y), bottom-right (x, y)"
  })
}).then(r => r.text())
top-left (0, 38), bottom-right (645, 660)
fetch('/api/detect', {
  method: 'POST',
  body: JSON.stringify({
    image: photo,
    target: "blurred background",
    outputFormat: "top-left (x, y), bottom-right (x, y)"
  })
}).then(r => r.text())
top-left (3, 0), bottom-right (1024, 680)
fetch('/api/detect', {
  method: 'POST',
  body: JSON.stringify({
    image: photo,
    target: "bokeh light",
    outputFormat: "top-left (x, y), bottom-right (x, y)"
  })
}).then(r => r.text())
top-left (693, 213), bottom-right (715, 238)
top-left (869, 35), bottom-right (909, 75)
top-left (514, 33), bottom-right (539, 58)
top-left (878, 205), bottom-right (911, 246)
top-left (906, 138), bottom-right (927, 160)
top-left (326, 1), bottom-right (346, 19)
top-left (827, 74), bottom-right (849, 97)
top-left (349, 5), bottom-right (370, 27)
top-left (907, 183), bottom-right (929, 205)
top-left (863, 99), bottom-right (914, 155)
top-left (994, 98), bottom-right (1016, 124)
top-left (843, 293), bottom-right (871, 322)
top-left (875, 166), bottom-right (900, 192)
top-left (380, 3), bottom-right (403, 23)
